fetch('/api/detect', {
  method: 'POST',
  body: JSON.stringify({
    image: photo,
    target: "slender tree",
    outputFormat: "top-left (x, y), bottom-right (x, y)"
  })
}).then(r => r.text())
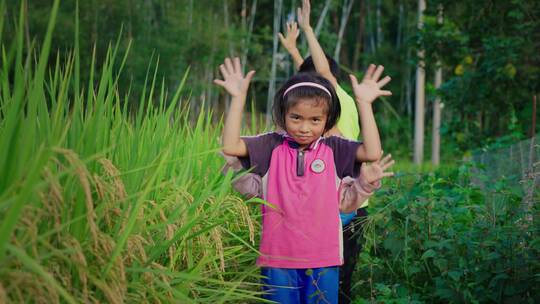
top-left (352, 0), bottom-right (365, 72)
top-left (266, 0), bottom-right (283, 126)
top-left (241, 0), bottom-right (258, 72)
top-left (414, 0), bottom-right (426, 165)
top-left (314, 0), bottom-right (331, 38)
top-left (334, 0), bottom-right (355, 62)
top-left (376, 0), bottom-right (382, 48)
top-left (432, 3), bottom-right (443, 166)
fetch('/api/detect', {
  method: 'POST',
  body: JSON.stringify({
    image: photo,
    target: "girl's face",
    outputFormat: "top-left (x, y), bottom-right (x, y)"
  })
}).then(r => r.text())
top-left (285, 99), bottom-right (328, 149)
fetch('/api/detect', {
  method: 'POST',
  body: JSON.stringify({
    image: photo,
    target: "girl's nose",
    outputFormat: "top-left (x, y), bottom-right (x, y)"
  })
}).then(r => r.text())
top-left (299, 123), bottom-right (310, 133)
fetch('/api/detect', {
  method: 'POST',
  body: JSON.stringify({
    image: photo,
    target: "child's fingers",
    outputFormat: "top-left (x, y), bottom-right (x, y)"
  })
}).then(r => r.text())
top-left (219, 64), bottom-right (229, 78)
top-left (377, 76), bottom-right (391, 88)
top-left (362, 64), bottom-right (376, 81)
top-left (381, 160), bottom-right (395, 171)
top-left (245, 70), bottom-right (256, 82)
top-left (379, 153), bottom-right (392, 164)
top-left (213, 79), bottom-right (226, 87)
top-left (278, 33), bottom-right (285, 43)
top-left (360, 162), bottom-right (367, 171)
top-left (234, 57), bottom-right (242, 74)
top-left (349, 74), bottom-right (359, 86)
top-left (372, 65), bottom-right (385, 81)
top-left (224, 58), bottom-right (234, 74)
top-left (382, 172), bottom-right (395, 178)
top-left (379, 90), bottom-right (392, 96)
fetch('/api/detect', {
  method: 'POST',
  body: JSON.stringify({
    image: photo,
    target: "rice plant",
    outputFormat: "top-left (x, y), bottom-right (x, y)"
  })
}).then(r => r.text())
top-left (0, 1), bottom-right (268, 302)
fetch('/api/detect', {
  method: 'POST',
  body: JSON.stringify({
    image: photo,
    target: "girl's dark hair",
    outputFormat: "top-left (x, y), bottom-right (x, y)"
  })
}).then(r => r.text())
top-left (272, 72), bottom-right (340, 132)
top-left (298, 54), bottom-right (340, 79)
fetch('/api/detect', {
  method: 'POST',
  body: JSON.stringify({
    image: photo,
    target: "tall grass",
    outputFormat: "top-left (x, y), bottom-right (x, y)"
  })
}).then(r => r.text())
top-left (0, 1), bottom-right (266, 302)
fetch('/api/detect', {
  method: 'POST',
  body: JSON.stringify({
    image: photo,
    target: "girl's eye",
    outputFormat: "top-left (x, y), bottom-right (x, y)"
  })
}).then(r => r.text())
top-left (312, 118), bottom-right (321, 123)
top-left (290, 115), bottom-right (300, 120)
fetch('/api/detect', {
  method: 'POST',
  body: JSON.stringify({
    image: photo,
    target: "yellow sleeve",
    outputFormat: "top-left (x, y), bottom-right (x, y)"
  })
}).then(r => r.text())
top-left (335, 84), bottom-right (360, 141)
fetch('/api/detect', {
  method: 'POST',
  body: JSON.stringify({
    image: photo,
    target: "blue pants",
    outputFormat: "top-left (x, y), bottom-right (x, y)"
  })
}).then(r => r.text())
top-left (261, 267), bottom-right (339, 304)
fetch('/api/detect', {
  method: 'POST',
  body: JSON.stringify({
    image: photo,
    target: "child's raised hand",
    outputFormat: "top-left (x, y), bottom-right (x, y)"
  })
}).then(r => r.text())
top-left (278, 21), bottom-right (300, 51)
top-left (214, 57), bottom-right (255, 99)
top-left (350, 64), bottom-right (392, 105)
top-left (360, 152), bottom-right (395, 184)
top-left (297, 0), bottom-right (311, 30)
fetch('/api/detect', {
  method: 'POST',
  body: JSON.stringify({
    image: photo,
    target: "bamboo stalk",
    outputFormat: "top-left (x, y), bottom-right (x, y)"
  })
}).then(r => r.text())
top-left (432, 4), bottom-right (443, 166)
top-left (334, 0), bottom-right (355, 63)
top-left (414, 0), bottom-right (426, 165)
top-left (314, 0), bottom-right (332, 38)
top-left (266, 0), bottom-right (283, 127)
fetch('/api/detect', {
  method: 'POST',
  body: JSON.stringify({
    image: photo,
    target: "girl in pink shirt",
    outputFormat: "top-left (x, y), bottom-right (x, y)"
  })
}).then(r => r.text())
top-left (216, 57), bottom-right (393, 303)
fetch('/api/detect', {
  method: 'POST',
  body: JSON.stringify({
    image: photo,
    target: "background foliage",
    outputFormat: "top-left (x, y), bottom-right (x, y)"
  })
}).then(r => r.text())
top-left (3, 0), bottom-right (540, 160)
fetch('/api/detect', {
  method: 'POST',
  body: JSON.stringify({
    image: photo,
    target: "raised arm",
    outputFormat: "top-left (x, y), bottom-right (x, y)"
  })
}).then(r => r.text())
top-left (278, 21), bottom-right (304, 70)
top-left (214, 57), bottom-right (256, 157)
top-left (297, 0), bottom-right (337, 87)
top-left (350, 64), bottom-right (392, 161)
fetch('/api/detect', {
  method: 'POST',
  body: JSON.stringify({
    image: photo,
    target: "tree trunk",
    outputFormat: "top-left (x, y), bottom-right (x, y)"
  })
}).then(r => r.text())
top-left (241, 0), bottom-right (258, 72)
top-left (406, 65), bottom-right (412, 117)
top-left (206, 14), bottom-right (219, 112)
top-left (396, 0), bottom-right (403, 48)
top-left (187, 0), bottom-right (193, 43)
top-left (315, 0), bottom-right (332, 38)
top-left (92, 0), bottom-right (98, 43)
top-left (366, 0), bottom-right (376, 53)
top-left (400, 6), bottom-right (411, 116)
top-left (352, 0), bottom-right (365, 72)
top-left (413, 0), bottom-right (426, 165)
top-left (376, 0), bottom-right (382, 48)
top-left (223, 0), bottom-right (234, 56)
top-left (266, 0), bottom-right (283, 126)
top-left (127, 0), bottom-right (133, 40)
top-left (334, 0), bottom-right (355, 63)
top-left (431, 4), bottom-right (443, 166)
top-left (432, 65), bottom-right (443, 166)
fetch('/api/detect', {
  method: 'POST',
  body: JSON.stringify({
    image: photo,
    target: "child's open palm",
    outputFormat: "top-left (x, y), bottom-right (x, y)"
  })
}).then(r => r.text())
top-left (214, 57), bottom-right (255, 99)
top-left (360, 153), bottom-right (395, 184)
top-left (278, 21), bottom-right (300, 51)
top-left (350, 64), bottom-right (392, 105)
top-left (297, 0), bottom-right (311, 30)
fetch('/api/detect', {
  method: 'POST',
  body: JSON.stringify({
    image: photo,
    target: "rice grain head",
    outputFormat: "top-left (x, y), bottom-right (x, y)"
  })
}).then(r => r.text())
top-left (93, 173), bottom-right (107, 201)
top-left (56, 148), bottom-right (99, 247)
top-left (44, 167), bottom-right (64, 204)
top-left (231, 196), bottom-right (255, 244)
top-left (98, 158), bottom-right (127, 201)
top-left (92, 232), bottom-right (126, 304)
top-left (19, 205), bottom-right (41, 257)
top-left (210, 227), bottom-right (225, 274)
top-left (61, 236), bottom-right (89, 302)
top-left (127, 234), bottom-right (148, 264)
top-left (9, 271), bottom-right (60, 304)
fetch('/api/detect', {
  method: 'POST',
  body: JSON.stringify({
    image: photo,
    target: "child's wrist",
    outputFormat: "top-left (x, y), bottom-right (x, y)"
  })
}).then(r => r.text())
top-left (302, 26), bottom-right (314, 34)
top-left (356, 99), bottom-right (373, 108)
top-left (286, 45), bottom-right (297, 52)
top-left (230, 97), bottom-right (247, 107)
top-left (231, 91), bottom-right (248, 99)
